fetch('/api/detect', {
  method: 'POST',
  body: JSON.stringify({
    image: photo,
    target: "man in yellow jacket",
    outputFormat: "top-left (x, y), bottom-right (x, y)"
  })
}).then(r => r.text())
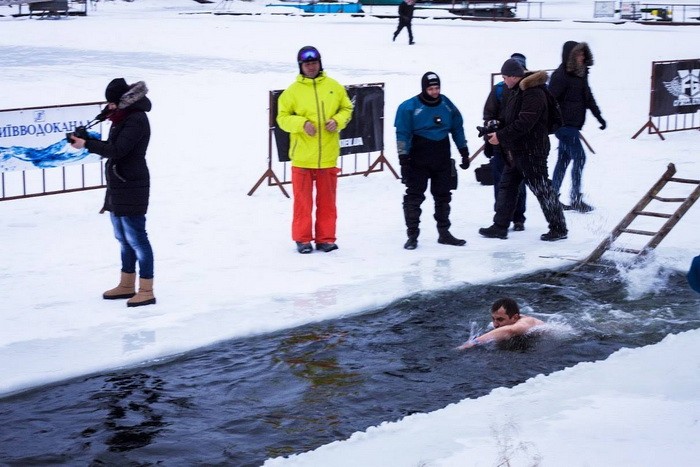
top-left (277, 46), bottom-right (354, 254)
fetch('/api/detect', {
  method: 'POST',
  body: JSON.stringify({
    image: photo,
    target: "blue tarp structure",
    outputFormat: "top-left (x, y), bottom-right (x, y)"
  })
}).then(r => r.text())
top-left (266, 2), bottom-right (363, 13)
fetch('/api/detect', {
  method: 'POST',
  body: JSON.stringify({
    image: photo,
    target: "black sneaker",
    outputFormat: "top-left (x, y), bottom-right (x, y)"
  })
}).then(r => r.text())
top-left (512, 222), bottom-right (525, 232)
top-left (404, 237), bottom-right (418, 250)
top-left (316, 243), bottom-right (339, 252)
top-left (438, 232), bottom-right (466, 246)
top-left (540, 230), bottom-right (568, 241)
top-left (479, 224), bottom-right (508, 239)
top-left (296, 242), bottom-right (313, 254)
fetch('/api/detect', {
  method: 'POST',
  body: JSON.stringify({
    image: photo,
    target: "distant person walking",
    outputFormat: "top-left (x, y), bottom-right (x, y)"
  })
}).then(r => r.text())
top-left (549, 40), bottom-right (606, 213)
top-left (482, 52), bottom-right (528, 232)
top-left (395, 72), bottom-right (470, 250)
top-left (277, 46), bottom-right (354, 254)
top-left (69, 78), bottom-right (156, 307)
top-left (478, 58), bottom-right (567, 242)
top-left (393, 0), bottom-right (416, 45)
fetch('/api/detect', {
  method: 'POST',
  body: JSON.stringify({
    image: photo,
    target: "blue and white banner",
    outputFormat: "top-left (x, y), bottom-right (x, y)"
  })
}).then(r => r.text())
top-left (0, 102), bottom-right (106, 173)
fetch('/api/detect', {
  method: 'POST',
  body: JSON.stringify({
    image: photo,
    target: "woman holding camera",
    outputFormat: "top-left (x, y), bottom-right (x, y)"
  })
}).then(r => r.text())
top-left (70, 78), bottom-right (155, 307)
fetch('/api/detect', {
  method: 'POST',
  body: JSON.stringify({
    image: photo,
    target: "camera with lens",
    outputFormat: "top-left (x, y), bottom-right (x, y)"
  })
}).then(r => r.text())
top-left (476, 119), bottom-right (500, 138)
top-left (66, 125), bottom-right (90, 143)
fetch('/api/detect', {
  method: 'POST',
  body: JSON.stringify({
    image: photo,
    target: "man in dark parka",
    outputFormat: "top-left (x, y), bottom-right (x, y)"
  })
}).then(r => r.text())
top-left (479, 59), bottom-right (567, 242)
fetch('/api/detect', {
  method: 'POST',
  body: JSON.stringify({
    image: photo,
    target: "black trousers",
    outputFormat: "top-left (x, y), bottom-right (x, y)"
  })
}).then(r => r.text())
top-left (394, 19), bottom-right (413, 43)
top-left (403, 137), bottom-right (452, 236)
top-left (493, 151), bottom-right (566, 233)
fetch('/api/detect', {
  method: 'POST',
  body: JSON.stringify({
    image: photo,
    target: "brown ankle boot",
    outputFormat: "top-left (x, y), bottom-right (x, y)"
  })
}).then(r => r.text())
top-left (127, 277), bottom-right (156, 307)
top-left (103, 272), bottom-right (136, 300)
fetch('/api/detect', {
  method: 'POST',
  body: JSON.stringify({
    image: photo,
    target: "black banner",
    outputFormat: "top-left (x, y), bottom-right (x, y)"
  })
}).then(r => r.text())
top-left (271, 84), bottom-right (384, 162)
top-left (651, 59), bottom-right (700, 117)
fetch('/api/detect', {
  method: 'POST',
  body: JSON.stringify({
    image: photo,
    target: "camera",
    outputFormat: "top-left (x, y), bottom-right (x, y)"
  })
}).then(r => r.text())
top-left (66, 125), bottom-right (90, 143)
top-left (476, 119), bottom-right (500, 138)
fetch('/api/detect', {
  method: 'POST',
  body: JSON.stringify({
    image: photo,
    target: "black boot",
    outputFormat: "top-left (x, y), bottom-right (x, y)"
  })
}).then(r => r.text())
top-left (404, 237), bottom-right (418, 250)
top-left (404, 228), bottom-right (419, 250)
top-left (570, 196), bottom-right (594, 213)
top-left (479, 224), bottom-right (508, 239)
top-left (438, 231), bottom-right (466, 246)
top-left (540, 230), bottom-right (568, 241)
top-left (296, 242), bottom-right (313, 254)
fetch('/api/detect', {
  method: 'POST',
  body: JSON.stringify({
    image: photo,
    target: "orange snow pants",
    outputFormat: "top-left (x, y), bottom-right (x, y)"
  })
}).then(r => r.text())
top-left (291, 166), bottom-right (339, 244)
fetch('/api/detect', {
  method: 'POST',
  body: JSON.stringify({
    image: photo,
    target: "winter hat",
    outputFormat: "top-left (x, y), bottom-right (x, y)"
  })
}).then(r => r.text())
top-left (500, 58), bottom-right (525, 77)
top-left (510, 52), bottom-right (527, 69)
top-left (105, 78), bottom-right (130, 104)
top-left (297, 46), bottom-right (323, 74)
top-left (421, 71), bottom-right (440, 92)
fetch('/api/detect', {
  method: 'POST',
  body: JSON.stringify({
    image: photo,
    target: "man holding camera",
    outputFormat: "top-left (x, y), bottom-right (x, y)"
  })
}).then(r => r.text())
top-left (395, 71), bottom-right (470, 250)
top-left (479, 59), bottom-right (567, 242)
top-left (482, 53), bottom-right (528, 232)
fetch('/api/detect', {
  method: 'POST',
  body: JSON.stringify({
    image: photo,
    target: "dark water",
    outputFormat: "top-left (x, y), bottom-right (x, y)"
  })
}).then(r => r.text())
top-left (1, 265), bottom-right (699, 466)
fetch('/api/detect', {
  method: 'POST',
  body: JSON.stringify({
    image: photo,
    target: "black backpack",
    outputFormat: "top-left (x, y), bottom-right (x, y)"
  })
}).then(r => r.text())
top-left (543, 86), bottom-right (563, 134)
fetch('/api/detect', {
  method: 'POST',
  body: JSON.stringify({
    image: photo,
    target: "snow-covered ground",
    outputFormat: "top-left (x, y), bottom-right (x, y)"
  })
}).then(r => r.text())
top-left (1, 0), bottom-right (699, 465)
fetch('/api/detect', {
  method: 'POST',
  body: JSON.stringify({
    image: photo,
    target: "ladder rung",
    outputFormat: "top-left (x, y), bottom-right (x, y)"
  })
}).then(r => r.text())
top-left (620, 228), bottom-right (656, 236)
top-left (652, 195), bottom-right (686, 202)
top-left (635, 210), bottom-right (672, 218)
top-left (669, 177), bottom-right (700, 185)
top-left (616, 247), bottom-right (642, 254)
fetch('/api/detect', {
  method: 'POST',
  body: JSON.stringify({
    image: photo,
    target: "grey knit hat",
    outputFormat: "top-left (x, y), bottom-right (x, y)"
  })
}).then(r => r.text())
top-left (501, 58), bottom-right (525, 77)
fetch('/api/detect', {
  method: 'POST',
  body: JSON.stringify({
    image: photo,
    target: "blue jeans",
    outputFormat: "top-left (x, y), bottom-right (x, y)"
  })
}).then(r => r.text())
top-left (110, 213), bottom-right (154, 279)
top-left (552, 126), bottom-right (586, 202)
top-left (490, 146), bottom-right (526, 224)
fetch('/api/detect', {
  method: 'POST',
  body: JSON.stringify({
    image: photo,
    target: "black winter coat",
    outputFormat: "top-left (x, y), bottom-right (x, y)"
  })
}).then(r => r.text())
top-left (496, 71), bottom-right (551, 159)
top-left (548, 41), bottom-right (602, 130)
top-left (398, 1), bottom-right (415, 22)
top-left (86, 89), bottom-right (152, 216)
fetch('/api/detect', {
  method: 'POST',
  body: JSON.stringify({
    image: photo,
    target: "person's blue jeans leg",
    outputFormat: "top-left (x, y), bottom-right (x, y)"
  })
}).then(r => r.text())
top-left (110, 213), bottom-right (154, 279)
top-left (552, 126), bottom-right (586, 203)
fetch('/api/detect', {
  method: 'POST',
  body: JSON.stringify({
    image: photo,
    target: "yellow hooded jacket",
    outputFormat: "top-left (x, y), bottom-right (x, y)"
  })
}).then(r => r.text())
top-left (277, 71), bottom-right (354, 169)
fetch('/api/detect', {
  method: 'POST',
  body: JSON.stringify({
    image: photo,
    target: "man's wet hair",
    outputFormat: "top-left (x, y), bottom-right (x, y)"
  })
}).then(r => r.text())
top-left (491, 297), bottom-right (520, 317)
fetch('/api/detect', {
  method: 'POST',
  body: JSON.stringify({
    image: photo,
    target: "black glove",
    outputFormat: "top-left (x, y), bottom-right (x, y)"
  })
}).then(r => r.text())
top-left (399, 155), bottom-right (410, 184)
top-left (597, 117), bottom-right (607, 130)
top-left (458, 147), bottom-right (470, 170)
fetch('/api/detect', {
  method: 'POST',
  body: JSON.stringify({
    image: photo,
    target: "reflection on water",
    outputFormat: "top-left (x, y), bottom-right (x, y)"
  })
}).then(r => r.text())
top-left (1, 264), bottom-right (698, 466)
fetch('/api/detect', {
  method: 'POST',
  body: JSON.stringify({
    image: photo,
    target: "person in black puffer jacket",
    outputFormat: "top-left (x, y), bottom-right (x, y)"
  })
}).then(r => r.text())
top-left (479, 59), bottom-right (567, 242)
top-left (69, 78), bottom-right (156, 307)
top-left (549, 41), bottom-right (606, 213)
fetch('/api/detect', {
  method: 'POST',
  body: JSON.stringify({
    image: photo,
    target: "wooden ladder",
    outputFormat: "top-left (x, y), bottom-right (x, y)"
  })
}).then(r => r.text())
top-left (581, 163), bottom-right (700, 265)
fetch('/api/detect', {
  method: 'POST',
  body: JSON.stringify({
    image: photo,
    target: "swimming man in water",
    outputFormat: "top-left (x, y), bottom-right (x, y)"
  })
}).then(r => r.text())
top-left (457, 297), bottom-right (544, 350)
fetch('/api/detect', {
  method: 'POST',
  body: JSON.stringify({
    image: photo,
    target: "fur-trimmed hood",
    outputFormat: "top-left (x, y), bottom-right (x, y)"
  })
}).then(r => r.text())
top-left (562, 41), bottom-right (594, 77)
top-left (118, 81), bottom-right (151, 111)
top-left (518, 70), bottom-right (548, 90)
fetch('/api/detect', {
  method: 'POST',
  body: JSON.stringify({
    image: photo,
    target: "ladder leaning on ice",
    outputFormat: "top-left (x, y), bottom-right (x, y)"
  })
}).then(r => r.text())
top-left (581, 163), bottom-right (700, 265)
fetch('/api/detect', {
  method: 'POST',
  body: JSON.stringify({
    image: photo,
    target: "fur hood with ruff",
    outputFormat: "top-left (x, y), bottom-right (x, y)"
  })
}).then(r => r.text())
top-left (118, 81), bottom-right (150, 110)
top-left (518, 70), bottom-right (549, 91)
top-left (562, 41), bottom-right (594, 77)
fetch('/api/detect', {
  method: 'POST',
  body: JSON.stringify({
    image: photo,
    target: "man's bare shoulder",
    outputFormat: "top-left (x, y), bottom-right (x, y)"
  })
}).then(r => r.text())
top-left (519, 315), bottom-right (545, 328)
